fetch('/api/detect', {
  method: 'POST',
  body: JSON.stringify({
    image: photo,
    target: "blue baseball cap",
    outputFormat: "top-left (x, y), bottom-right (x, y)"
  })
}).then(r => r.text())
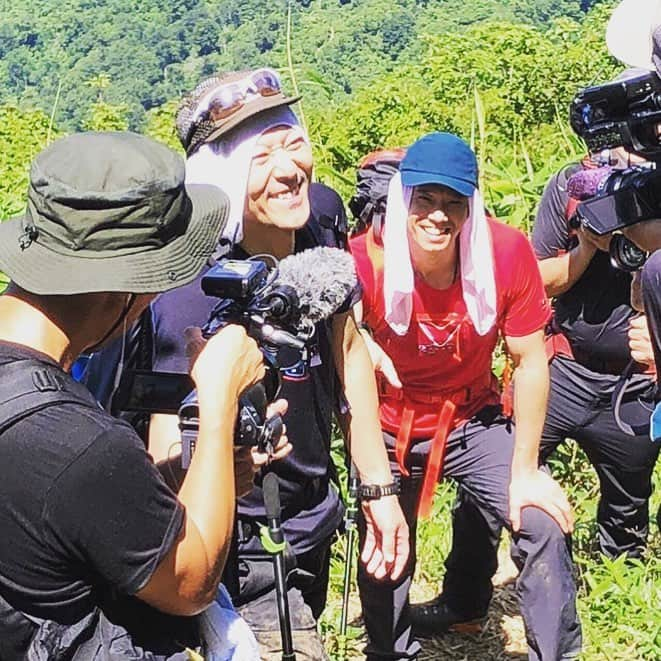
top-left (400, 132), bottom-right (478, 196)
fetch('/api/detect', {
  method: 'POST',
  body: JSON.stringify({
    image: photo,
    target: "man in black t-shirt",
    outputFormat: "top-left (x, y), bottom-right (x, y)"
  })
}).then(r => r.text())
top-left (0, 132), bottom-right (287, 658)
top-left (144, 69), bottom-right (410, 659)
top-left (531, 159), bottom-right (660, 558)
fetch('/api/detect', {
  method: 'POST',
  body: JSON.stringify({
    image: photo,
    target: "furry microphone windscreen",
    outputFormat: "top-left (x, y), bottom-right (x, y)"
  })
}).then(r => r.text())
top-left (276, 247), bottom-right (358, 323)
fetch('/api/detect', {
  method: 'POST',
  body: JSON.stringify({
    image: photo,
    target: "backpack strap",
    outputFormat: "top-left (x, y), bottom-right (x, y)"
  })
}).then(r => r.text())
top-left (0, 359), bottom-right (100, 434)
top-left (564, 196), bottom-right (580, 226)
top-left (362, 228), bottom-right (391, 337)
top-left (308, 183), bottom-right (349, 250)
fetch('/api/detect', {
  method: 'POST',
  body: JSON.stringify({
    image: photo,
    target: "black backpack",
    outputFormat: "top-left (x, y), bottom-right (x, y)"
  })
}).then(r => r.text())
top-left (348, 148), bottom-right (405, 242)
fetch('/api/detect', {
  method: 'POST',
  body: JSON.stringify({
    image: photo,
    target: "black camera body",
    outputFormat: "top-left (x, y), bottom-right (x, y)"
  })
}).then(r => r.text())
top-left (570, 70), bottom-right (661, 160)
top-left (115, 257), bottom-right (312, 468)
top-left (567, 71), bottom-right (661, 266)
top-left (178, 258), bottom-right (313, 468)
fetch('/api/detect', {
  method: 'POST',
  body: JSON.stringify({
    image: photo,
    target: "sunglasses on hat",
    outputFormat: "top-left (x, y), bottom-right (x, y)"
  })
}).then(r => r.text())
top-left (192, 68), bottom-right (282, 124)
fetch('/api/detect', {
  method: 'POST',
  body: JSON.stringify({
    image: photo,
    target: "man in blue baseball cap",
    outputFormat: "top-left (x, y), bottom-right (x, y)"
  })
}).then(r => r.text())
top-left (351, 132), bottom-right (580, 660)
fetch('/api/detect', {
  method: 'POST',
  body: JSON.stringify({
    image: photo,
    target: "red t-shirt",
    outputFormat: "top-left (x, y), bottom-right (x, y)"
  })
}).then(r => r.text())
top-left (350, 218), bottom-right (551, 437)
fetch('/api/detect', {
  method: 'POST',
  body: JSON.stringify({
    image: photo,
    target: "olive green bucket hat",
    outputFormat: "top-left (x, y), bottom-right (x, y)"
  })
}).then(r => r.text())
top-left (0, 131), bottom-right (228, 295)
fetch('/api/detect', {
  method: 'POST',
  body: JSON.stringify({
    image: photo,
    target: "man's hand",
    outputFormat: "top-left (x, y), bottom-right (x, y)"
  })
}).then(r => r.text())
top-left (360, 495), bottom-right (409, 581)
top-left (359, 329), bottom-right (402, 389)
top-left (185, 325), bottom-right (264, 401)
top-left (509, 469), bottom-right (574, 535)
top-left (233, 399), bottom-right (291, 497)
top-left (629, 314), bottom-right (655, 368)
top-left (577, 226), bottom-right (611, 253)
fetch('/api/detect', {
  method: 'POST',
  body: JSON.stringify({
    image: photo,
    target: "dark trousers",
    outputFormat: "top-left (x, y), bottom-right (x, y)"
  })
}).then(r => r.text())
top-left (357, 407), bottom-right (581, 661)
top-left (225, 531), bottom-right (333, 660)
top-left (541, 355), bottom-right (659, 558)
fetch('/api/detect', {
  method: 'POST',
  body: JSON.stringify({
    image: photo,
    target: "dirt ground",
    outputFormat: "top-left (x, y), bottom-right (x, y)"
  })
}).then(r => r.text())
top-left (333, 548), bottom-right (527, 660)
top-left (414, 550), bottom-right (527, 660)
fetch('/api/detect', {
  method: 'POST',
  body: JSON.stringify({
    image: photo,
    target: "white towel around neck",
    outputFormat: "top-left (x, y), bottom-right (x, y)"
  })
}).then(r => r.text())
top-left (382, 172), bottom-right (497, 336)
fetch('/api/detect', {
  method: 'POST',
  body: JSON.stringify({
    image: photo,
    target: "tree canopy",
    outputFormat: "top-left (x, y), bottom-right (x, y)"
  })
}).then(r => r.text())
top-left (0, 0), bottom-right (610, 131)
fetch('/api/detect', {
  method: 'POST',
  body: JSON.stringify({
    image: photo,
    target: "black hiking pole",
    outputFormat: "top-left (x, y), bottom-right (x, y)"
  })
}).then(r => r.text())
top-left (338, 462), bottom-right (360, 661)
top-left (261, 472), bottom-right (296, 661)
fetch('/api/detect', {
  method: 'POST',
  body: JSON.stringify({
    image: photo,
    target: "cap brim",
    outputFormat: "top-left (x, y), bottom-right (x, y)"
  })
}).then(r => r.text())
top-left (0, 184), bottom-right (228, 295)
top-left (400, 170), bottom-right (475, 197)
top-left (606, 0), bottom-right (661, 69)
top-left (198, 94), bottom-right (301, 150)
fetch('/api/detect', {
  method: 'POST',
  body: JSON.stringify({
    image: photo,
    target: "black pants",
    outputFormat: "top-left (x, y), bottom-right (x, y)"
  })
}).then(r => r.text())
top-left (642, 249), bottom-right (661, 399)
top-left (357, 407), bottom-right (581, 661)
top-left (541, 355), bottom-right (659, 558)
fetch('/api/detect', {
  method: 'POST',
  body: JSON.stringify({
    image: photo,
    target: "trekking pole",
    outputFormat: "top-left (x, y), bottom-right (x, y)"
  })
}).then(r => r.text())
top-left (338, 462), bottom-right (360, 661)
top-left (261, 472), bottom-right (296, 661)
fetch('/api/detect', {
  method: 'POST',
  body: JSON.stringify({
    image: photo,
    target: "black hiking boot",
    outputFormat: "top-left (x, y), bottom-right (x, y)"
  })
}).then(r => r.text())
top-left (410, 595), bottom-right (487, 637)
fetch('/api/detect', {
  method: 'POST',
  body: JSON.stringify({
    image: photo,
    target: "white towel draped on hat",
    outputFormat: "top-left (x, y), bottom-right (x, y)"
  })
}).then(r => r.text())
top-left (185, 106), bottom-right (304, 251)
top-left (382, 172), bottom-right (497, 336)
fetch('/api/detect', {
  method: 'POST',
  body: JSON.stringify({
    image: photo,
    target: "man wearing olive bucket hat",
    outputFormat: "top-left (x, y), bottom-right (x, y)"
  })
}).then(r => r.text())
top-left (0, 131), bottom-right (290, 659)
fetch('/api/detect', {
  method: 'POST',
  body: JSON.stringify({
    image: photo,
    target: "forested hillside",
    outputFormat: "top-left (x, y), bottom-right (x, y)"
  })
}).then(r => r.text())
top-left (0, 0), bottom-right (604, 130)
top-left (0, 0), bottom-right (619, 235)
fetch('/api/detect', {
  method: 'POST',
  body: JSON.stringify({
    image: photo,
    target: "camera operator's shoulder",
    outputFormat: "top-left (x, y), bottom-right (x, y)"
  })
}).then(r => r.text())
top-left (36, 401), bottom-right (154, 499)
top-left (557, 161), bottom-right (583, 185)
top-left (537, 162), bottom-right (582, 217)
top-left (74, 403), bottom-right (148, 452)
top-left (56, 406), bottom-right (159, 485)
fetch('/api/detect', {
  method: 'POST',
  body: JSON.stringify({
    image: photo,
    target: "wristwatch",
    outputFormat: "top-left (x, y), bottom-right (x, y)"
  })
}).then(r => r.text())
top-left (358, 481), bottom-right (400, 501)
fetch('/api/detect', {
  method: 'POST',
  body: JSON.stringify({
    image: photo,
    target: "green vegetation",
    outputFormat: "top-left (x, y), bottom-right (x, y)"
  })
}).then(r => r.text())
top-left (0, 0), bottom-right (605, 132)
top-left (2, 1), bottom-right (660, 658)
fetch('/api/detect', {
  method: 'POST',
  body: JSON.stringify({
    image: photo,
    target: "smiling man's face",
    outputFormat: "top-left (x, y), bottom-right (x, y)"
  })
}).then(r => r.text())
top-left (407, 184), bottom-right (469, 255)
top-left (244, 125), bottom-right (313, 232)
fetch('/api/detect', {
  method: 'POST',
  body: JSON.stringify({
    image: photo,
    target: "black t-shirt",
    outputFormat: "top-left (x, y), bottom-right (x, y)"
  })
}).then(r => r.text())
top-left (152, 183), bottom-right (351, 554)
top-left (531, 163), bottom-right (636, 372)
top-left (0, 342), bottom-right (195, 655)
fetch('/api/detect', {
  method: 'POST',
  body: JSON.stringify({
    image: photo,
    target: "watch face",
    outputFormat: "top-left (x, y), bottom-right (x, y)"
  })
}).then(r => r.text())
top-left (360, 485), bottom-right (376, 499)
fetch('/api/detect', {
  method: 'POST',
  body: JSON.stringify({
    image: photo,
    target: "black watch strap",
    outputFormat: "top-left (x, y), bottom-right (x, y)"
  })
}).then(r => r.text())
top-left (358, 481), bottom-right (400, 501)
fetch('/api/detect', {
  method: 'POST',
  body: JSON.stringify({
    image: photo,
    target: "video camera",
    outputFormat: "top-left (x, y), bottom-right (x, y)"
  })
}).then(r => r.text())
top-left (178, 257), bottom-right (314, 467)
top-left (567, 70), bottom-right (661, 267)
top-left (114, 244), bottom-right (357, 466)
top-left (570, 70), bottom-right (661, 160)
top-left (116, 257), bottom-right (313, 468)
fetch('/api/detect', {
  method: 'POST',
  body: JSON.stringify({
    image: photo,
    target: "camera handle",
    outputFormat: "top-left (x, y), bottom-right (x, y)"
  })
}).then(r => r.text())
top-left (260, 472), bottom-right (296, 661)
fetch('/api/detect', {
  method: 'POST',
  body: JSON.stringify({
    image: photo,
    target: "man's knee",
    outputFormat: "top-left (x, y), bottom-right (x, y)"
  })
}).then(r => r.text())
top-left (517, 507), bottom-right (567, 546)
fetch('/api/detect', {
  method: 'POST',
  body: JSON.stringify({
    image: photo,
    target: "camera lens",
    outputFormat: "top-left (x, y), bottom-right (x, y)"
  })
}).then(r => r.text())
top-left (609, 234), bottom-right (648, 272)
